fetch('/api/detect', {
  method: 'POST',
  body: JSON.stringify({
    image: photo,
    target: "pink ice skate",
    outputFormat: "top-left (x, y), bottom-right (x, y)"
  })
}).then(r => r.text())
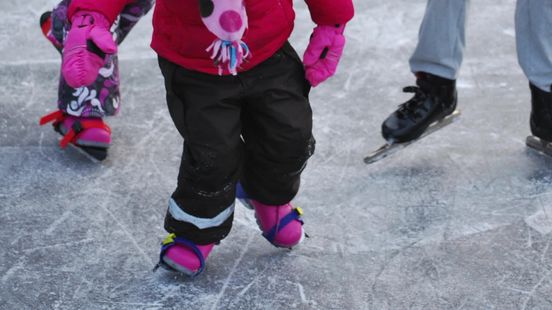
top-left (39, 110), bottom-right (111, 161)
top-left (236, 183), bottom-right (305, 248)
top-left (155, 234), bottom-right (215, 277)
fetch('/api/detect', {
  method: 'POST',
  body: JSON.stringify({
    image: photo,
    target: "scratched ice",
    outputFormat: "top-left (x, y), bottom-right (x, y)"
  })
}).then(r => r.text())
top-left (2, 0), bottom-right (552, 309)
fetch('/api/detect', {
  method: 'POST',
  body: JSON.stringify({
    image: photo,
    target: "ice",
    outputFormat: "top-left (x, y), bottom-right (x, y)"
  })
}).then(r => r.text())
top-left (2, 0), bottom-right (552, 309)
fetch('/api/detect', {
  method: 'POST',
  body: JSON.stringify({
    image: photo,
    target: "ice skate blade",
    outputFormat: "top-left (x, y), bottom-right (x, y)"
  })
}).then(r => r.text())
top-left (66, 143), bottom-right (107, 163)
top-left (364, 110), bottom-right (461, 165)
top-left (526, 136), bottom-right (552, 158)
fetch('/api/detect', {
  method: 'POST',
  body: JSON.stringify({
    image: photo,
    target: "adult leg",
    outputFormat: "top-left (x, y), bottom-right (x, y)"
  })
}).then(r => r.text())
top-left (410, 0), bottom-right (470, 79)
top-left (516, 0), bottom-right (552, 142)
top-left (380, 0), bottom-right (468, 143)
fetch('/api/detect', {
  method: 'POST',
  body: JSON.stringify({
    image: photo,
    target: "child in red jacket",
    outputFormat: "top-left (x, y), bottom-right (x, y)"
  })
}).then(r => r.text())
top-left (62, 0), bottom-right (354, 277)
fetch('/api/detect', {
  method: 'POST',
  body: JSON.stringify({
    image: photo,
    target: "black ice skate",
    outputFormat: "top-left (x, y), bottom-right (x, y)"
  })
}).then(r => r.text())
top-left (364, 73), bottom-right (460, 164)
top-left (526, 83), bottom-right (552, 157)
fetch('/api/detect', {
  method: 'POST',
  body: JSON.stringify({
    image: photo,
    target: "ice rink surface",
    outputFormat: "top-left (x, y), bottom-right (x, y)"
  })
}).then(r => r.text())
top-left (2, 0), bottom-right (552, 309)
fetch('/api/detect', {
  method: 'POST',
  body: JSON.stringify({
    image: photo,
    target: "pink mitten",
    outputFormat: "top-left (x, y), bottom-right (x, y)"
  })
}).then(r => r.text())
top-left (303, 24), bottom-right (346, 87)
top-left (62, 11), bottom-right (117, 88)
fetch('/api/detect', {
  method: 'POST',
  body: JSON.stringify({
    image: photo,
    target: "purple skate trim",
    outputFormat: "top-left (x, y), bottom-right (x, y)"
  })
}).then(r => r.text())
top-left (155, 236), bottom-right (206, 277)
top-left (235, 182), bottom-right (306, 248)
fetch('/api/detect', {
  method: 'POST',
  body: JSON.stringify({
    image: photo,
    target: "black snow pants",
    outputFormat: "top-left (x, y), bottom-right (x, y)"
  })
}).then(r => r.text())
top-left (158, 42), bottom-right (315, 244)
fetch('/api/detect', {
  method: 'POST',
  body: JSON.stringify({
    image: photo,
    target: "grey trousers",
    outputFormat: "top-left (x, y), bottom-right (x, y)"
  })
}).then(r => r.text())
top-left (409, 0), bottom-right (552, 92)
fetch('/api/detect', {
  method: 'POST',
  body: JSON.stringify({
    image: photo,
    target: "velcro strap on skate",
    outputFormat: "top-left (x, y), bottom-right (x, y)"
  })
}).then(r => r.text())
top-left (153, 233), bottom-right (206, 277)
top-left (263, 207), bottom-right (304, 243)
top-left (59, 119), bottom-right (111, 149)
top-left (39, 110), bottom-right (65, 126)
top-left (40, 110), bottom-right (111, 149)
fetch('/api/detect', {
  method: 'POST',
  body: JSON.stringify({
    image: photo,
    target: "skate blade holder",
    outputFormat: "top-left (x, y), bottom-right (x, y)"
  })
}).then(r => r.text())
top-left (526, 136), bottom-right (552, 157)
top-left (364, 109), bottom-right (461, 165)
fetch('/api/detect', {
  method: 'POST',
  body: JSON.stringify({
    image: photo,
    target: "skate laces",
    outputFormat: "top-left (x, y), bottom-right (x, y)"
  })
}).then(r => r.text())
top-left (397, 86), bottom-right (429, 119)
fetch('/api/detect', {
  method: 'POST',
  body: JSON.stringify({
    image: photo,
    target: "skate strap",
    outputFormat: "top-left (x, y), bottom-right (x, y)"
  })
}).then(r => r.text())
top-left (263, 207), bottom-right (304, 243)
top-left (39, 110), bottom-right (65, 126)
top-left (154, 233), bottom-right (206, 277)
top-left (235, 182), bottom-right (248, 200)
top-left (235, 183), bottom-right (304, 244)
top-left (59, 119), bottom-right (111, 148)
top-left (40, 110), bottom-right (111, 149)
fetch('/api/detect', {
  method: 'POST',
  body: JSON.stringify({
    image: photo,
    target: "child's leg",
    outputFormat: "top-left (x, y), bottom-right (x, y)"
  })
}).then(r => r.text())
top-left (39, 0), bottom-right (118, 161)
top-left (240, 43), bottom-right (314, 205)
top-left (39, 55), bottom-right (119, 161)
top-left (235, 43), bottom-right (313, 248)
top-left (158, 57), bottom-right (244, 246)
top-left (156, 57), bottom-right (246, 275)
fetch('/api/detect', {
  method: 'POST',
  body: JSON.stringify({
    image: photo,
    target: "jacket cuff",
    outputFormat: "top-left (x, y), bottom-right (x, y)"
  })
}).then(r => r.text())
top-left (68, 0), bottom-right (133, 24)
top-left (305, 0), bottom-right (355, 25)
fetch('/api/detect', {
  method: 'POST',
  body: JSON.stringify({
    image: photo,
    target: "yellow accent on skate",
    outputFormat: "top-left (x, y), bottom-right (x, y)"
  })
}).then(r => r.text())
top-left (162, 233), bottom-right (176, 245)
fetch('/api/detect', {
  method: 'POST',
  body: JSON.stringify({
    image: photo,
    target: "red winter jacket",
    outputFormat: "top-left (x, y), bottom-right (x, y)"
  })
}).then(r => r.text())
top-left (68, 0), bottom-right (354, 75)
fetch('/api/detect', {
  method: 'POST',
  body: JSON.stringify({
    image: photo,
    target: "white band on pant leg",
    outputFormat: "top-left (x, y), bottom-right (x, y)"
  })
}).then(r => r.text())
top-left (168, 198), bottom-right (234, 229)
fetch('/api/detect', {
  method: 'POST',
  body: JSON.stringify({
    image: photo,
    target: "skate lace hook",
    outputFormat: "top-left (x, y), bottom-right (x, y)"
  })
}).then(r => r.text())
top-left (398, 86), bottom-right (427, 112)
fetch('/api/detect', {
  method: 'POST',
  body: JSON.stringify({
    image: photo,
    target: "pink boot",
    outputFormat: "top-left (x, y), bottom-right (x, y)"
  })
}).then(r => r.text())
top-left (39, 110), bottom-right (111, 161)
top-left (236, 184), bottom-right (305, 248)
top-left (156, 234), bottom-right (215, 277)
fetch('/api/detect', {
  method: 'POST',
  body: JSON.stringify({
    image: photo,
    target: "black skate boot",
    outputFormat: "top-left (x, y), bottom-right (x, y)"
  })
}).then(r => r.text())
top-left (364, 73), bottom-right (460, 164)
top-left (381, 72), bottom-right (458, 143)
top-left (526, 83), bottom-right (552, 156)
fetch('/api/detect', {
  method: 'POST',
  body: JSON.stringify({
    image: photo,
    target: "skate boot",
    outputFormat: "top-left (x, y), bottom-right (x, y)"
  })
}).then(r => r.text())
top-left (382, 72), bottom-right (458, 143)
top-left (155, 233), bottom-right (215, 277)
top-left (39, 110), bottom-right (111, 161)
top-left (526, 83), bottom-right (552, 156)
top-left (236, 183), bottom-right (305, 249)
top-left (39, 11), bottom-right (62, 53)
top-left (364, 73), bottom-right (460, 164)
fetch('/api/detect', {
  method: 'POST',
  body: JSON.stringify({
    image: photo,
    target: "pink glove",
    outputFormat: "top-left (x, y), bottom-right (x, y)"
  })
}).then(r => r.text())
top-left (62, 11), bottom-right (117, 88)
top-left (303, 24), bottom-right (346, 87)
